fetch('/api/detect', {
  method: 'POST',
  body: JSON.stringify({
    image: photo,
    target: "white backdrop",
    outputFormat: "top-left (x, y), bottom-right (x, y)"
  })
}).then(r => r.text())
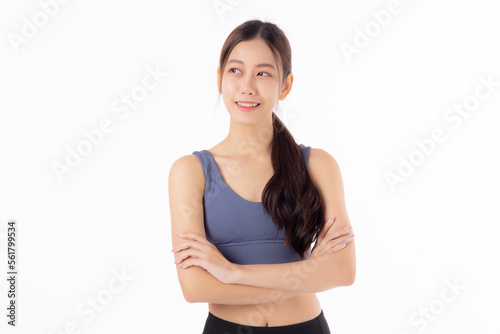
top-left (1, 0), bottom-right (499, 333)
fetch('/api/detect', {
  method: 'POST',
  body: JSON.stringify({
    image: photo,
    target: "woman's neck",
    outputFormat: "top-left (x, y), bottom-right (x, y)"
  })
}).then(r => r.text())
top-left (221, 122), bottom-right (273, 158)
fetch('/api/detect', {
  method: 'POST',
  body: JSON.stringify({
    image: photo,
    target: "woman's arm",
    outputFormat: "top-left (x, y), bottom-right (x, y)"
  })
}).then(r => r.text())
top-left (169, 155), bottom-right (306, 304)
top-left (232, 148), bottom-right (356, 293)
top-left (233, 238), bottom-right (355, 293)
top-left (179, 265), bottom-right (305, 304)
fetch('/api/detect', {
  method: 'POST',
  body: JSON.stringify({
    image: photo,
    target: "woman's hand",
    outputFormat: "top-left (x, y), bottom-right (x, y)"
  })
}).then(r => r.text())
top-left (310, 216), bottom-right (354, 259)
top-left (172, 232), bottom-right (238, 284)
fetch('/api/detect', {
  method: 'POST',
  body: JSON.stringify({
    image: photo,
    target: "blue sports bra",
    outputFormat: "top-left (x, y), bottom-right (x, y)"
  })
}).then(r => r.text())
top-left (192, 144), bottom-right (312, 265)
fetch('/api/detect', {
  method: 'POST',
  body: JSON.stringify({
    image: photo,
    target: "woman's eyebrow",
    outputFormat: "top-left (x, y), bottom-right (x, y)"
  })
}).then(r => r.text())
top-left (227, 59), bottom-right (275, 70)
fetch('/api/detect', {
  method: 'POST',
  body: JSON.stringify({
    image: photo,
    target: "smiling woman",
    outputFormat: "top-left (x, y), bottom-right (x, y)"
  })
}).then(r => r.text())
top-left (168, 19), bottom-right (355, 334)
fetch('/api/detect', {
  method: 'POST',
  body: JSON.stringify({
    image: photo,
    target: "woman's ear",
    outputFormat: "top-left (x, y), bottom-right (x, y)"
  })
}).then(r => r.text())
top-left (279, 73), bottom-right (294, 100)
top-left (217, 66), bottom-right (222, 94)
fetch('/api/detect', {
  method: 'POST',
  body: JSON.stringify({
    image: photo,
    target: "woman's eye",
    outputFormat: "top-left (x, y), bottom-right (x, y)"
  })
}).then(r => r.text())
top-left (229, 68), bottom-right (270, 77)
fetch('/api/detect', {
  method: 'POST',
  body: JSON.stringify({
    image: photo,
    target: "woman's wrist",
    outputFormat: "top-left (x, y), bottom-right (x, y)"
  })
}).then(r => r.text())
top-left (230, 263), bottom-right (246, 285)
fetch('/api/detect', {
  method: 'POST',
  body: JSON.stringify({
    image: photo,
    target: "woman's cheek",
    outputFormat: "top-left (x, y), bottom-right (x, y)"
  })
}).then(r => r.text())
top-left (259, 81), bottom-right (280, 98)
top-left (222, 77), bottom-right (239, 93)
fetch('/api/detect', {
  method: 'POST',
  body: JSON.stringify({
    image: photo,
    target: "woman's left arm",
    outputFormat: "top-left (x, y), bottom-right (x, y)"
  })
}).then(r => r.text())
top-left (174, 148), bottom-right (356, 294)
top-left (233, 148), bottom-right (356, 293)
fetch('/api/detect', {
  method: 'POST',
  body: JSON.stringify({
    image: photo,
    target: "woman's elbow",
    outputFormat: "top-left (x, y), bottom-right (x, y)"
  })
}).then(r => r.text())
top-left (182, 287), bottom-right (197, 303)
top-left (179, 282), bottom-right (195, 303)
top-left (340, 257), bottom-right (356, 286)
top-left (183, 284), bottom-right (207, 303)
top-left (178, 274), bottom-right (202, 303)
top-left (343, 269), bottom-right (356, 286)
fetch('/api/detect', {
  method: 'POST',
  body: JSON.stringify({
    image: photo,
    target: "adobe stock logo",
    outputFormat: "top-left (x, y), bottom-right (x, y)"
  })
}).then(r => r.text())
top-left (52, 64), bottom-right (169, 183)
top-left (385, 73), bottom-right (499, 191)
top-left (212, 0), bottom-right (243, 20)
top-left (47, 268), bottom-right (134, 334)
top-left (397, 277), bottom-right (466, 334)
top-left (7, 0), bottom-right (73, 54)
top-left (339, 0), bottom-right (406, 64)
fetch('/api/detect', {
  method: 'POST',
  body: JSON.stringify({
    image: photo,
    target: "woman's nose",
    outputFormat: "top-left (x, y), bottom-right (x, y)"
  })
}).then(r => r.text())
top-left (240, 74), bottom-right (256, 94)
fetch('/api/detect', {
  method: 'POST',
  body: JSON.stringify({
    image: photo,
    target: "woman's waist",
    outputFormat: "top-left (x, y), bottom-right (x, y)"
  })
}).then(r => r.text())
top-left (208, 293), bottom-right (321, 327)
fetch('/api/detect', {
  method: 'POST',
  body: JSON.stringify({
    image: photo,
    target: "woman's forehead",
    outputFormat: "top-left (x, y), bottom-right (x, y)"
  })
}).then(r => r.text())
top-left (227, 39), bottom-right (277, 67)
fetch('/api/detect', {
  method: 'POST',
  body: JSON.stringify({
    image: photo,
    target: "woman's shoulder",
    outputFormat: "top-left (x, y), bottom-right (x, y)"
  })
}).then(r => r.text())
top-left (171, 151), bottom-right (204, 168)
top-left (307, 146), bottom-right (341, 175)
top-left (308, 146), bottom-right (334, 160)
top-left (169, 153), bottom-right (206, 187)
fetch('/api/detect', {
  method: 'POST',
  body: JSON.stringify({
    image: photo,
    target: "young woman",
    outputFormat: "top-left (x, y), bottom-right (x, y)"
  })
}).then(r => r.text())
top-left (169, 19), bottom-right (356, 334)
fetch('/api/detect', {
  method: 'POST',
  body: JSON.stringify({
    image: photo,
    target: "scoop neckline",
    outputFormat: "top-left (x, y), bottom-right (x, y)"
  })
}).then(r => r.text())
top-left (204, 150), bottom-right (263, 205)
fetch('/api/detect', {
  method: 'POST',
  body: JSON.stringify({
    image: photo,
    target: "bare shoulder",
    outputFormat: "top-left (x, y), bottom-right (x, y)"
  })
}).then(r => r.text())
top-left (169, 154), bottom-right (205, 190)
top-left (308, 147), bottom-right (342, 178)
top-left (168, 154), bottom-right (206, 213)
top-left (307, 147), bottom-right (345, 201)
top-left (170, 153), bottom-right (204, 171)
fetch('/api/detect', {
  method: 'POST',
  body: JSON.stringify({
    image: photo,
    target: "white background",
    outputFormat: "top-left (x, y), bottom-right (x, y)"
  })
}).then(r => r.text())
top-left (1, 0), bottom-right (499, 333)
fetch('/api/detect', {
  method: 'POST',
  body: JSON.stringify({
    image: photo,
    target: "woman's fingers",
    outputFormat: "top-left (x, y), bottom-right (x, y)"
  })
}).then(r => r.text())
top-left (325, 221), bottom-right (352, 239)
top-left (317, 216), bottom-right (336, 242)
top-left (176, 232), bottom-right (211, 246)
top-left (327, 233), bottom-right (355, 253)
top-left (174, 248), bottom-right (203, 264)
top-left (173, 239), bottom-right (206, 253)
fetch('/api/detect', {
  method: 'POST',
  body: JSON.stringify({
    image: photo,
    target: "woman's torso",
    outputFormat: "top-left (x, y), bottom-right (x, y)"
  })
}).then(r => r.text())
top-left (209, 294), bottom-right (322, 327)
top-left (205, 144), bottom-right (322, 326)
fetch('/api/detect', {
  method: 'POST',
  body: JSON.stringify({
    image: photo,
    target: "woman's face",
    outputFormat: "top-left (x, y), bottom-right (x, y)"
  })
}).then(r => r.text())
top-left (218, 38), bottom-right (291, 125)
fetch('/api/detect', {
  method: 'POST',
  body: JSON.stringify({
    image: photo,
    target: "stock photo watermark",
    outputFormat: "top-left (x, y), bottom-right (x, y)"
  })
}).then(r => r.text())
top-left (7, 0), bottom-right (73, 54)
top-left (228, 259), bottom-right (318, 330)
top-left (5, 220), bottom-right (18, 326)
top-left (47, 267), bottom-right (134, 334)
top-left (212, 0), bottom-right (244, 21)
top-left (385, 73), bottom-right (499, 191)
top-left (339, 0), bottom-right (419, 63)
top-left (51, 64), bottom-right (169, 183)
top-left (397, 277), bottom-right (466, 333)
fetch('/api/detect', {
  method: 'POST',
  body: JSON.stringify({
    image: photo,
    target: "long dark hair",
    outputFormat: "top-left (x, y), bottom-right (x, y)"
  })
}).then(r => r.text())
top-left (218, 19), bottom-right (325, 260)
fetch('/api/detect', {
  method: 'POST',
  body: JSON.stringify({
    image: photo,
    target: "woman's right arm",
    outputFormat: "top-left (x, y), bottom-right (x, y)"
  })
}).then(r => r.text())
top-left (169, 155), bottom-right (305, 304)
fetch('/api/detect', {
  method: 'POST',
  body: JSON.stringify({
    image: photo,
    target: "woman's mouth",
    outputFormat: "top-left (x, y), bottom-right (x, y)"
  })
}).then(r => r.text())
top-left (235, 101), bottom-right (260, 112)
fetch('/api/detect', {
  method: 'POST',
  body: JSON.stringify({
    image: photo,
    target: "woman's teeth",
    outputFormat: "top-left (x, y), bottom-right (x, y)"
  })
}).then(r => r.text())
top-left (236, 102), bottom-right (259, 107)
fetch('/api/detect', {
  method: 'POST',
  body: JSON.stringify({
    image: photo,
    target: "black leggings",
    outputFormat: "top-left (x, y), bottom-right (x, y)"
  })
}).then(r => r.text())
top-left (202, 309), bottom-right (331, 334)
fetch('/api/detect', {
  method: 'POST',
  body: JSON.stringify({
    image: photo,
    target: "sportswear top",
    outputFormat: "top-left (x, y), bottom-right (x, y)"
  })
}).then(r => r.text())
top-left (191, 144), bottom-right (312, 265)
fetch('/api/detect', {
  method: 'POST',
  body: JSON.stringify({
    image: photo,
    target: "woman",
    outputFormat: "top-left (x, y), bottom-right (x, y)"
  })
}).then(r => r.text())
top-left (169, 19), bottom-right (356, 334)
